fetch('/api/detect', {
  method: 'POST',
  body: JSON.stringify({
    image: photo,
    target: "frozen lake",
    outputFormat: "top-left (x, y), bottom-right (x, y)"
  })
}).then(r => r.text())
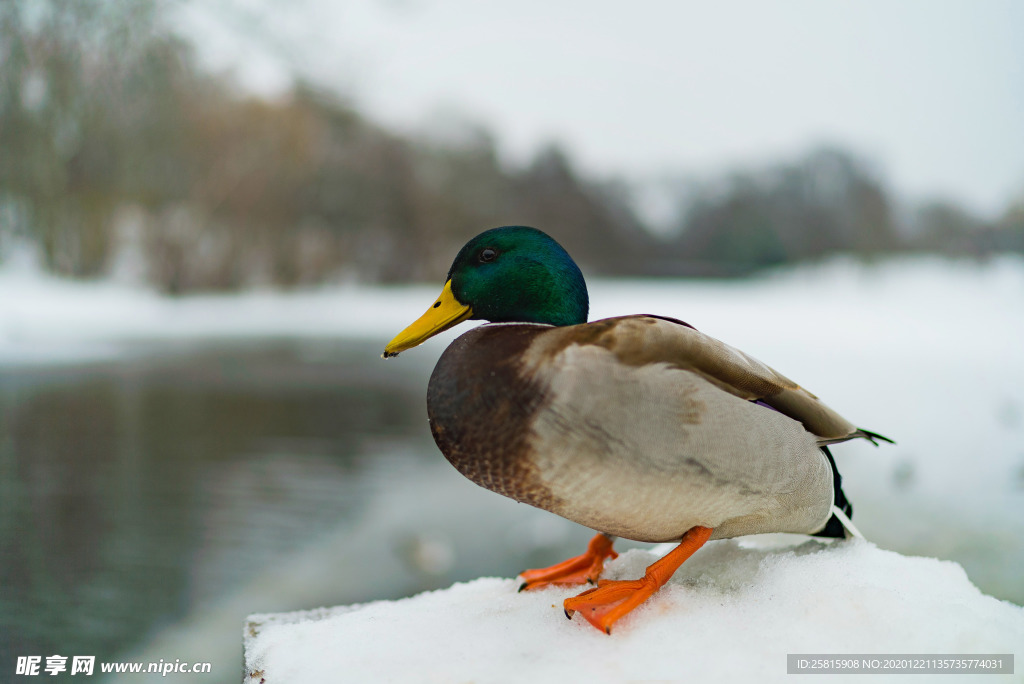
top-left (1, 256), bottom-right (1022, 681)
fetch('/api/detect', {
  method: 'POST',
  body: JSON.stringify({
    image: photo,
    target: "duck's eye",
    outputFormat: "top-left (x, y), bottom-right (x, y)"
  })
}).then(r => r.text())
top-left (479, 248), bottom-right (497, 263)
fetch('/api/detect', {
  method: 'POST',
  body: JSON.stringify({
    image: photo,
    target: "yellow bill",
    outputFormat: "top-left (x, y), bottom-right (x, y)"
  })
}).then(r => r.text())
top-left (382, 280), bottom-right (473, 358)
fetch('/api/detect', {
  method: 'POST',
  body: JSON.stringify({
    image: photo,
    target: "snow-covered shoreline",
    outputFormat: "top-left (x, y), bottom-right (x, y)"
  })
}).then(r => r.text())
top-left (2, 255), bottom-right (1021, 366)
top-left (243, 538), bottom-right (1023, 683)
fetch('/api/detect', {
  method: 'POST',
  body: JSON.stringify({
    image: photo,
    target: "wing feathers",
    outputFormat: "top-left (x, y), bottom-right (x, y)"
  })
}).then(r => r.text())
top-left (529, 315), bottom-right (865, 441)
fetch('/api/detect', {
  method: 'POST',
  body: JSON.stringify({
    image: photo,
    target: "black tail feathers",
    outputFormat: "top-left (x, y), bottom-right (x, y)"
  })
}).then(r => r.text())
top-left (812, 445), bottom-right (853, 539)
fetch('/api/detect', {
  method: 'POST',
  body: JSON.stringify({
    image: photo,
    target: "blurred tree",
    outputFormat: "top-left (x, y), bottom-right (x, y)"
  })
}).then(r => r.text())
top-left (0, 3), bottom-right (1018, 290)
top-left (993, 190), bottom-right (1024, 254)
top-left (0, 0), bottom-right (652, 293)
top-left (511, 145), bottom-right (654, 275)
top-left (0, 0), bottom-right (186, 276)
top-left (913, 201), bottom-right (992, 258)
top-left (668, 148), bottom-right (900, 275)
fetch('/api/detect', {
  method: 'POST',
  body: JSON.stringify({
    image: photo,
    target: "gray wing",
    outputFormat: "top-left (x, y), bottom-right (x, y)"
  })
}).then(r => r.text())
top-left (525, 315), bottom-right (881, 444)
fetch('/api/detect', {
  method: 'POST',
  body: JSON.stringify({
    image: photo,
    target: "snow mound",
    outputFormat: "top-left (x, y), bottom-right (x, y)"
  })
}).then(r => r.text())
top-left (243, 538), bottom-right (1023, 683)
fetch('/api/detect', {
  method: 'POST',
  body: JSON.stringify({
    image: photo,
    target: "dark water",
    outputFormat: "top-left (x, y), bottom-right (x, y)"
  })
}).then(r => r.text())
top-left (0, 340), bottom-right (481, 674)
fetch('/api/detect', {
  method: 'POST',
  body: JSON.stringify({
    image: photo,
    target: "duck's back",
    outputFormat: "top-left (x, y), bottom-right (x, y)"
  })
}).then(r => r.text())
top-left (427, 317), bottom-right (839, 543)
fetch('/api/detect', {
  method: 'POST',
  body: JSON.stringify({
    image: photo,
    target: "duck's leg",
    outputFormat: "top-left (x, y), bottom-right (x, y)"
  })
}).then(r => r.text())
top-left (564, 526), bottom-right (713, 634)
top-left (518, 533), bottom-right (618, 591)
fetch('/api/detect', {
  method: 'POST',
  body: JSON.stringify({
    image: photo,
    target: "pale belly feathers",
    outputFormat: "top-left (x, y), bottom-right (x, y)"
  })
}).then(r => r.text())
top-left (523, 344), bottom-right (834, 542)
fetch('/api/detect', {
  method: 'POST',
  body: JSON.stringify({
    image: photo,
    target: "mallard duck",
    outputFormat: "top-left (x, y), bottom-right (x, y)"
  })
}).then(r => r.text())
top-left (382, 226), bottom-right (891, 634)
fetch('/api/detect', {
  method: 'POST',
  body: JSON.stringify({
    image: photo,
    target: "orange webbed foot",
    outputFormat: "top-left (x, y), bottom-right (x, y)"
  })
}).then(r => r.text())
top-left (563, 576), bottom-right (659, 634)
top-left (563, 526), bottom-right (713, 634)
top-left (518, 533), bottom-right (618, 591)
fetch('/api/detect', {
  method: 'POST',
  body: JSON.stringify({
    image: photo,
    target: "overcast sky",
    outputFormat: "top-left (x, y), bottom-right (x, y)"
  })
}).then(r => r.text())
top-left (184, 0), bottom-right (1024, 218)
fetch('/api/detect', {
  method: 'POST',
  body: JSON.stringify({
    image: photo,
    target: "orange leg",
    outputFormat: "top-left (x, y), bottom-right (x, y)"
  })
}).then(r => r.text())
top-left (518, 533), bottom-right (618, 592)
top-left (564, 526), bottom-right (713, 634)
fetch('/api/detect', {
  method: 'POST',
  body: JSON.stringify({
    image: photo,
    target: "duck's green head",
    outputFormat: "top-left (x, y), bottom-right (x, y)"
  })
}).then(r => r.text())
top-left (383, 226), bottom-right (588, 357)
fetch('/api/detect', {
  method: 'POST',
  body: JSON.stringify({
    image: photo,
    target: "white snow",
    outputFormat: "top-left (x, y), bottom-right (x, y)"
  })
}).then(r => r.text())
top-left (0, 264), bottom-right (443, 365)
top-left (2, 254), bottom-right (1021, 367)
top-left (0, 254), bottom-right (1014, 359)
top-left (243, 538), bottom-right (1024, 683)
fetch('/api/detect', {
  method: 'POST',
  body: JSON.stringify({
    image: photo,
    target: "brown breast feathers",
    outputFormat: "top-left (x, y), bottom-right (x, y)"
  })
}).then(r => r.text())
top-left (427, 323), bottom-right (563, 511)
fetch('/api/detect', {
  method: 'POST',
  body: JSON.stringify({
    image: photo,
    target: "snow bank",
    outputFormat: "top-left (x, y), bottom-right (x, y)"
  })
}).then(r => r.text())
top-left (0, 261), bottom-right (444, 365)
top-left (3, 255), bottom-right (1021, 367)
top-left (243, 538), bottom-right (1023, 683)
